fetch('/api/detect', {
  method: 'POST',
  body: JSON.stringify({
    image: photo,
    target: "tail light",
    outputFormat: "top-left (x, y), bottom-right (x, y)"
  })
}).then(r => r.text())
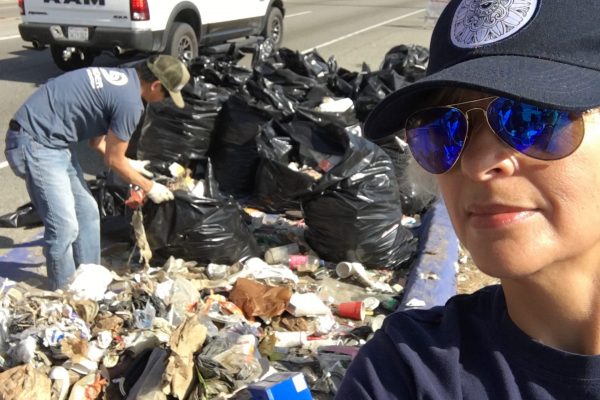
top-left (130, 0), bottom-right (149, 21)
top-left (18, 0), bottom-right (24, 15)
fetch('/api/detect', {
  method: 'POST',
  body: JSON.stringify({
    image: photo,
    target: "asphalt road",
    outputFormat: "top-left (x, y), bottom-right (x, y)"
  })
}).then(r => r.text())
top-left (0, 0), bottom-right (434, 282)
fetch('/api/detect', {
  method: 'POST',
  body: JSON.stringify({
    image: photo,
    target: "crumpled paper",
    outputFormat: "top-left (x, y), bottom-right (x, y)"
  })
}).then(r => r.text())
top-left (0, 364), bottom-right (52, 400)
top-left (228, 278), bottom-right (292, 320)
top-left (162, 315), bottom-right (207, 399)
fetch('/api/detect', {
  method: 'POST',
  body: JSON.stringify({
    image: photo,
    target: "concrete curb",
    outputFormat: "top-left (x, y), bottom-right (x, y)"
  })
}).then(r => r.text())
top-left (398, 198), bottom-right (459, 311)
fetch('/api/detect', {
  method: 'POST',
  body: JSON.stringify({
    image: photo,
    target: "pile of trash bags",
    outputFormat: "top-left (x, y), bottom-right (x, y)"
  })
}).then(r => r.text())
top-left (0, 42), bottom-right (437, 399)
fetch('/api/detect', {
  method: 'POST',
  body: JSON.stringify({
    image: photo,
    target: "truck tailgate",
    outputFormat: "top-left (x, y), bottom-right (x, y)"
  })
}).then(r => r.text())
top-left (22, 0), bottom-right (132, 28)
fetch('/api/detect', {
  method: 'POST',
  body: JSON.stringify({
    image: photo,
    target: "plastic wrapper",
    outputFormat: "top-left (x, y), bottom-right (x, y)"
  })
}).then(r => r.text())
top-left (142, 191), bottom-right (259, 265)
top-left (137, 97), bottom-right (218, 166)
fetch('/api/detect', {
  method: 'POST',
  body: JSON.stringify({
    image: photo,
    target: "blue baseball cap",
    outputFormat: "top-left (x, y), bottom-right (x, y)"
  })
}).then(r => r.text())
top-left (364, 0), bottom-right (600, 139)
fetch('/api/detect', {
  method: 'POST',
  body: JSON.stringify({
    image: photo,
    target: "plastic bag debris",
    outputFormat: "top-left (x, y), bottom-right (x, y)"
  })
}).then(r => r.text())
top-left (67, 264), bottom-right (113, 301)
top-left (0, 202), bottom-right (42, 228)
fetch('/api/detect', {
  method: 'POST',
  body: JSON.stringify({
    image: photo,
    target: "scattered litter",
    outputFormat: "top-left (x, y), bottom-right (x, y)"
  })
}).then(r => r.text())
top-left (0, 42), bottom-right (434, 399)
top-left (405, 298), bottom-right (427, 308)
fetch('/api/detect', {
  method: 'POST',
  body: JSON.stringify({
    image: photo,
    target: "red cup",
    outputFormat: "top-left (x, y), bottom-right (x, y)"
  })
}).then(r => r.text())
top-left (337, 301), bottom-right (365, 321)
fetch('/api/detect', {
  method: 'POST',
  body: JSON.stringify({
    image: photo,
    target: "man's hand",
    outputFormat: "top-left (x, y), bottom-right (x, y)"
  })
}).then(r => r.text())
top-left (128, 159), bottom-right (154, 178)
top-left (146, 182), bottom-right (174, 204)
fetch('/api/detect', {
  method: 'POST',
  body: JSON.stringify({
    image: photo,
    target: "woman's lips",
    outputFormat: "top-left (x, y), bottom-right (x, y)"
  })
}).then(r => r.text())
top-left (466, 205), bottom-right (537, 229)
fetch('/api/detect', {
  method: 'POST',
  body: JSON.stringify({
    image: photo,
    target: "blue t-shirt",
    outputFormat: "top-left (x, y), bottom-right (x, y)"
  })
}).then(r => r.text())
top-left (14, 67), bottom-right (144, 148)
top-left (336, 285), bottom-right (600, 399)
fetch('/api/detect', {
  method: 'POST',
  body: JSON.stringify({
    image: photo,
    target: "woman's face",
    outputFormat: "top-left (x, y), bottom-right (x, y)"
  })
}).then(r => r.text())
top-left (435, 89), bottom-right (600, 279)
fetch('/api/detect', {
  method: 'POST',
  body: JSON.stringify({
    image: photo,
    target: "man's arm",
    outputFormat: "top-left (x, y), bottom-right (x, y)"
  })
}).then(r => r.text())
top-left (103, 130), bottom-right (154, 192)
top-left (89, 135), bottom-right (106, 156)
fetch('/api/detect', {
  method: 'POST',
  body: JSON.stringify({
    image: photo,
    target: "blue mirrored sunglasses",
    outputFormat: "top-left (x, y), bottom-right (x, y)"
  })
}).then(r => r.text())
top-left (404, 96), bottom-right (585, 174)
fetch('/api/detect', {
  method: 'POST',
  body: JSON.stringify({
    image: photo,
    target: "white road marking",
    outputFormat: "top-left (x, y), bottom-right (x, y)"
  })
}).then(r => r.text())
top-left (0, 34), bottom-right (20, 41)
top-left (0, 161), bottom-right (8, 169)
top-left (286, 11), bottom-right (312, 18)
top-left (301, 8), bottom-right (426, 53)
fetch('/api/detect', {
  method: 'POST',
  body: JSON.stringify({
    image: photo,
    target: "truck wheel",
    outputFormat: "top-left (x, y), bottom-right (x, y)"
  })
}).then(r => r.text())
top-left (165, 22), bottom-right (198, 60)
top-left (50, 45), bottom-right (95, 71)
top-left (263, 7), bottom-right (284, 48)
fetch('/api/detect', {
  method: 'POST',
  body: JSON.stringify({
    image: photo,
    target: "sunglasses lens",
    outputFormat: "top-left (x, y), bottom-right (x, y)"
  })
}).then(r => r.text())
top-left (405, 107), bottom-right (467, 174)
top-left (488, 98), bottom-right (584, 160)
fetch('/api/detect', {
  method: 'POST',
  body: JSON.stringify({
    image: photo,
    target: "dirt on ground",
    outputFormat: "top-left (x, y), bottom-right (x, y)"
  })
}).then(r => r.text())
top-left (456, 245), bottom-right (500, 295)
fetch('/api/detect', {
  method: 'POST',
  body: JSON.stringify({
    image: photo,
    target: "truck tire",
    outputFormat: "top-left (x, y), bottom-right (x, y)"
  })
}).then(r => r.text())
top-left (50, 45), bottom-right (95, 71)
top-left (263, 7), bottom-right (284, 48)
top-left (164, 22), bottom-right (198, 60)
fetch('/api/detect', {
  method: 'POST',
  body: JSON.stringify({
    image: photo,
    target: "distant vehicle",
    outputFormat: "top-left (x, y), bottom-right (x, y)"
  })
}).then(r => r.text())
top-left (17, 0), bottom-right (285, 71)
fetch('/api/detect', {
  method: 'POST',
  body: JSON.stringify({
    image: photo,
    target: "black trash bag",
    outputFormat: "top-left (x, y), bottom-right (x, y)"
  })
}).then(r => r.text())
top-left (0, 203), bottom-right (42, 228)
top-left (137, 96), bottom-right (219, 166)
top-left (252, 119), bottom-right (345, 213)
top-left (189, 48), bottom-right (252, 89)
top-left (275, 48), bottom-right (335, 83)
top-left (245, 75), bottom-right (297, 116)
top-left (209, 95), bottom-right (276, 198)
top-left (105, 348), bottom-right (168, 400)
top-left (253, 61), bottom-right (331, 105)
top-left (369, 134), bottom-right (437, 215)
top-left (88, 172), bottom-right (133, 241)
top-left (183, 76), bottom-right (233, 106)
top-left (328, 66), bottom-right (360, 98)
top-left (302, 125), bottom-right (418, 269)
top-left (142, 191), bottom-right (259, 265)
top-left (353, 66), bottom-right (409, 122)
top-left (380, 44), bottom-right (429, 82)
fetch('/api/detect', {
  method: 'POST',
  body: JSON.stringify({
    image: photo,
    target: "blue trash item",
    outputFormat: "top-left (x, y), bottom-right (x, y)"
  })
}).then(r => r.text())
top-left (248, 372), bottom-right (313, 400)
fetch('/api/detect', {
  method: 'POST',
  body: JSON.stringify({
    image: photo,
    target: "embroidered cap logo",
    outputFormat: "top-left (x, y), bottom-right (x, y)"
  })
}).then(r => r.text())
top-left (450, 0), bottom-right (537, 48)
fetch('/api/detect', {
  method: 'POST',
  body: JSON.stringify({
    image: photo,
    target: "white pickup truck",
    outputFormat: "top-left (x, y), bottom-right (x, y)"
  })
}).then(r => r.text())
top-left (17, 0), bottom-right (285, 71)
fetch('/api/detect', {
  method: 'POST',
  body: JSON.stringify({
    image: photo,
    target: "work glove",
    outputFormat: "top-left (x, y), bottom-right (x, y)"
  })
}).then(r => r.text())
top-left (128, 159), bottom-right (154, 178)
top-left (146, 182), bottom-right (174, 204)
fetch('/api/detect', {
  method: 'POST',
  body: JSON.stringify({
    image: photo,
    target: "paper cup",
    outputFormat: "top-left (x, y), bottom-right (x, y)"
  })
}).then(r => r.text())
top-left (337, 301), bottom-right (365, 321)
top-left (336, 261), bottom-right (362, 279)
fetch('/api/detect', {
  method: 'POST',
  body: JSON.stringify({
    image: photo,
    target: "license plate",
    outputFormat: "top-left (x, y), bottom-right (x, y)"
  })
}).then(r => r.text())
top-left (67, 26), bottom-right (88, 41)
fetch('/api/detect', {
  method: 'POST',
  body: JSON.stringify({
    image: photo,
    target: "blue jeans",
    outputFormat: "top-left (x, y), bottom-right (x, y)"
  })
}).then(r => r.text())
top-left (4, 128), bottom-right (100, 290)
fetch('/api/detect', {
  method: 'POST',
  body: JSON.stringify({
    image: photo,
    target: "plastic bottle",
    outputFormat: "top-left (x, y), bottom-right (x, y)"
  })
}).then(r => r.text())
top-left (289, 254), bottom-right (324, 272)
top-left (264, 243), bottom-right (300, 264)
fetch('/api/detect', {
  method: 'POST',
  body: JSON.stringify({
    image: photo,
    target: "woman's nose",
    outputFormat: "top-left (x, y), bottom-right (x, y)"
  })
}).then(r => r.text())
top-left (458, 109), bottom-right (519, 180)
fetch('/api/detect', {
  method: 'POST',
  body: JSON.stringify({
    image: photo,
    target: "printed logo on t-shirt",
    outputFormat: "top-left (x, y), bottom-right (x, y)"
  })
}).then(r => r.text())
top-left (99, 68), bottom-right (129, 86)
top-left (450, 0), bottom-right (537, 48)
top-left (86, 67), bottom-right (129, 90)
top-left (87, 67), bottom-right (103, 89)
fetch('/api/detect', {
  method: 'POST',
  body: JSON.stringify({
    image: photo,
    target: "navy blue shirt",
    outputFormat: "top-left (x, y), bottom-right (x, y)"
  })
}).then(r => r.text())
top-left (336, 285), bottom-right (600, 399)
top-left (14, 67), bottom-right (143, 148)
